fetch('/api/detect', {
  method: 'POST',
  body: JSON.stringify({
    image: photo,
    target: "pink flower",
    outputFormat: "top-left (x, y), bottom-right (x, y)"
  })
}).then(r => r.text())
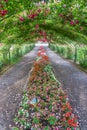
top-left (66, 128), bottom-right (71, 130)
top-left (19, 17), bottom-right (24, 21)
top-left (55, 128), bottom-right (59, 130)
top-left (75, 19), bottom-right (79, 24)
top-left (28, 13), bottom-right (38, 19)
top-left (74, 128), bottom-right (77, 130)
top-left (35, 124), bottom-right (38, 128)
top-left (46, 88), bottom-right (49, 92)
top-left (48, 97), bottom-right (50, 101)
top-left (37, 9), bottom-right (41, 13)
top-left (46, 95), bottom-right (49, 99)
top-left (0, 10), bottom-right (8, 16)
top-left (37, 103), bottom-right (41, 107)
top-left (51, 113), bottom-right (55, 116)
top-left (36, 24), bottom-right (39, 29)
top-left (43, 111), bottom-right (46, 116)
top-left (70, 20), bottom-right (75, 26)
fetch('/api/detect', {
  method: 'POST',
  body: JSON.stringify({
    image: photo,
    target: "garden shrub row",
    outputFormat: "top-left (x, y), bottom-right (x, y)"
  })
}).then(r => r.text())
top-left (12, 46), bottom-right (79, 130)
top-left (50, 44), bottom-right (87, 69)
top-left (0, 44), bottom-right (34, 71)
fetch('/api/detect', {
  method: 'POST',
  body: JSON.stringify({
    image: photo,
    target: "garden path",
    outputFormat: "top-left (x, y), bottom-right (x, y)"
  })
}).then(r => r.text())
top-left (0, 46), bottom-right (87, 130)
top-left (46, 47), bottom-right (87, 130)
top-left (0, 47), bottom-right (38, 130)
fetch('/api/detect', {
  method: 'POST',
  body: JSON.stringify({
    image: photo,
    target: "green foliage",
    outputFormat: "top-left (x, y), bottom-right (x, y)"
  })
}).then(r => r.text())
top-left (44, 126), bottom-right (49, 130)
top-left (78, 47), bottom-right (87, 68)
top-left (0, 44), bottom-right (34, 71)
top-left (50, 44), bottom-right (87, 69)
top-left (44, 64), bottom-right (57, 81)
top-left (0, 0), bottom-right (87, 45)
top-left (48, 115), bottom-right (57, 125)
top-left (66, 46), bottom-right (74, 59)
top-left (0, 61), bottom-right (3, 70)
top-left (12, 127), bottom-right (19, 130)
top-left (33, 116), bottom-right (40, 124)
top-left (80, 59), bottom-right (87, 69)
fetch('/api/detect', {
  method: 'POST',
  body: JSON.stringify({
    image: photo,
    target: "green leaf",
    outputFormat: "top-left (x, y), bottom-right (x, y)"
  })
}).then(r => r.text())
top-left (44, 126), bottom-right (49, 130)
top-left (12, 127), bottom-right (19, 130)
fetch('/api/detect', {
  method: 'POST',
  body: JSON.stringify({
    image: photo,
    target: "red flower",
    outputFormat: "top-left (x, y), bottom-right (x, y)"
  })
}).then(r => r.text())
top-left (64, 112), bottom-right (72, 118)
top-left (37, 9), bottom-right (41, 13)
top-left (37, 51), bottom-right (42, 56)
top-left (39, 30), bottom-right (43, 35)
top-left (68, 117), bottom-right (78, 127)
top-left (70, 20), bottom-right (75, 26)
top-left (62, 102), bottom-right (72, 111)
top-left (66, 128), bottom-right (71, 130)
top-left (4, 0), bottom-right (8, 2)
top-left (0, 10), bottom-right (8, 16)
top-left (42, 55), bottom-right (49, 61)
top-left (28, 13), bottom-right (38, 19)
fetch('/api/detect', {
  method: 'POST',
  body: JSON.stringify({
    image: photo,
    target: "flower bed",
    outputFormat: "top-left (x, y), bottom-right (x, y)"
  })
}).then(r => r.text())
top-left (12, 47), bottom-right (79, 130)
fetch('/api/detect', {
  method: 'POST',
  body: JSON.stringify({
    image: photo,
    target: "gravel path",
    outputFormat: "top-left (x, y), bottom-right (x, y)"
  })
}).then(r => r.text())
top-left (0, 47), bottom-right (38, 130)
top-left (46, 47), bottom-right (87, 130)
